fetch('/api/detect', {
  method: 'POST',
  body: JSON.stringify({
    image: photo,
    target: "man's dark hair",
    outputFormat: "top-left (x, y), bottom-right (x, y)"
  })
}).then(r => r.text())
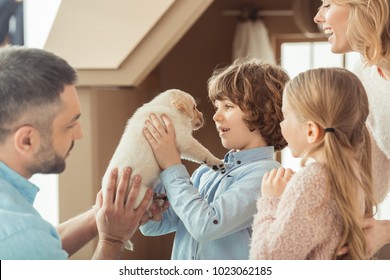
top-left (0, 46), bottom-right (77, 142)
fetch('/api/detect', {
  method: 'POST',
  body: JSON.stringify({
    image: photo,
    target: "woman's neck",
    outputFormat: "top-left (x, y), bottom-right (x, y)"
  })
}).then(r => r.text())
top-left (376, 61), bottom-right (390, 80)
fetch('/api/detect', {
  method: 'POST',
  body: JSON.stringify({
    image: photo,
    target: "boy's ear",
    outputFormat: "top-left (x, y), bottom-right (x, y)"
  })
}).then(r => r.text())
top-left (306, 121), bottom-right (322, 144)
top-left (13, 125), bottom-right (41, 156)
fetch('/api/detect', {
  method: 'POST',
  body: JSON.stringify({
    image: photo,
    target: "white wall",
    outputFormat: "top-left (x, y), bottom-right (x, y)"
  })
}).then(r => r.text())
top-left (24, 0), bottom-right (61, 48)
top-left (24, 0), bottom-right (62, 225)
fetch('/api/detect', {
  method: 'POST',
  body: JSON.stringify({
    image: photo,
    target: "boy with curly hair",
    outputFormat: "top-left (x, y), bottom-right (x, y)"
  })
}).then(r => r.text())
top-left (141, 58), bottom-right (289, 260)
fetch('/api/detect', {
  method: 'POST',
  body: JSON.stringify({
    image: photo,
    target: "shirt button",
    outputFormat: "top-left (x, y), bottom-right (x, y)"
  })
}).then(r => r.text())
top-left (213, 219), bottom-right (218, 224)
top-left (237, 160), bottom-right (241, 164)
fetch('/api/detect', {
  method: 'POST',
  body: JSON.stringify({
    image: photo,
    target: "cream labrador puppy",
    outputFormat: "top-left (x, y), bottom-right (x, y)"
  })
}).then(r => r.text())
top-left (102, 89), bottom-right (224, 249)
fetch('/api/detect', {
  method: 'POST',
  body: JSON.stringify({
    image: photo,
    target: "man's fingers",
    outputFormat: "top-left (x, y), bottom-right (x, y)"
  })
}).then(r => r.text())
top-left (115, 167), bottom-right (132, 208)
top-left (125, 175), bottom-right (142, 209)
top-left (135, 189), bottom-right (153, 216)
top-left (104, 168), bottom-right (118, 206)
top-left (95, 190), bottom-right (103, 210)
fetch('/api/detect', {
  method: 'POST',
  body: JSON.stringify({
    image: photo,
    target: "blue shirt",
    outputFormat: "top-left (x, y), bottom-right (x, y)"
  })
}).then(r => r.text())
top-left (140, 146), bottom-right (280, 260)
top-left (0, 161), bottom-right (68, 259)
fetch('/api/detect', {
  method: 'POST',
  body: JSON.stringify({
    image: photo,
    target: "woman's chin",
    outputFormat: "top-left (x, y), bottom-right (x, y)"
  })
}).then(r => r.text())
top-left (329, 40), bottom-right (353, 54)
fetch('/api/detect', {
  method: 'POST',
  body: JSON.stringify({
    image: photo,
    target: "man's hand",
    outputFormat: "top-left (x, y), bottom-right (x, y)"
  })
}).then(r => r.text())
top-left (93, 167), bottom-right (153, 259)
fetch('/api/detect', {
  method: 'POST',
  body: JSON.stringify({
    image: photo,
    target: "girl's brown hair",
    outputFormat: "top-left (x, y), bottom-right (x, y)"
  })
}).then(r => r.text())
top-left (207, 58), bottom-right (290, 151)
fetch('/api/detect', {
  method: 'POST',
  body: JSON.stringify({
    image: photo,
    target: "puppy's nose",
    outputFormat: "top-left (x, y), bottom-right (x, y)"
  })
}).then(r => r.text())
top-left (197, 114), bottom-right (204, 127)
top-left (195, 120), bottom-right (203, 129)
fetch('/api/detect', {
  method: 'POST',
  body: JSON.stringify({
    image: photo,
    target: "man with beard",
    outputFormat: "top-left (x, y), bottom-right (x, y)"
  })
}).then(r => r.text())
top-left (0, 46), bottom-right (154, 259)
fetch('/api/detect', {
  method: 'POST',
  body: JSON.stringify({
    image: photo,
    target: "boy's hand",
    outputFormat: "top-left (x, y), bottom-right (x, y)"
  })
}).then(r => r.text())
top-left (143, 114), bottom-right (181, 170)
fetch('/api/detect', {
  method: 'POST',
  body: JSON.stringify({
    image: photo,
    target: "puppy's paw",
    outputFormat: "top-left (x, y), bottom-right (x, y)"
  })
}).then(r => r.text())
top-left (204, 157), bottom-right (225, 171)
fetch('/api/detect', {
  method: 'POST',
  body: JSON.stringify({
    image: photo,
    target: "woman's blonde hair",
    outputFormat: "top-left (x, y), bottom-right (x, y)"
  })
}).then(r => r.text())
top-left (207, 58), bottom-right (290, 151)
top-left (333, 0), bottom-right (390, 65)
top-left (284, 67), bottom-right (376, 259)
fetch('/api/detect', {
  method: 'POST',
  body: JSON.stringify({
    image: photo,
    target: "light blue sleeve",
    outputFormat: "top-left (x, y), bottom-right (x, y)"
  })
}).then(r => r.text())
top-left (159, 162), bottom-right (275, 242)
top-left (140, 181), bottom-right (179, 236)
top-left (0, 227), bottom-right (68, 260)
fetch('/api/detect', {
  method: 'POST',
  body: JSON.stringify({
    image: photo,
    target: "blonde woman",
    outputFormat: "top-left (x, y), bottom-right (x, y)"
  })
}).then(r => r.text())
top-left (250, 68), bottom-right (376, 259)
top-left (314, 0), bottom-right (390, 258)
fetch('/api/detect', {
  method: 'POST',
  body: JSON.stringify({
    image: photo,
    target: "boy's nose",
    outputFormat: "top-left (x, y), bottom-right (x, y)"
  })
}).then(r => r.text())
top-left (213, 111), bottom-right (222, 122)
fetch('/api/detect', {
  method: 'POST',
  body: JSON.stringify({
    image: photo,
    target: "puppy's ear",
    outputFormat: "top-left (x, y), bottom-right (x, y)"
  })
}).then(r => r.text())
top-left (171, 92), bottom-right (188, 113)
top-left (170, 90), bottom-right (194, 120)
top-left (172, 99), bottom-right (185, 112)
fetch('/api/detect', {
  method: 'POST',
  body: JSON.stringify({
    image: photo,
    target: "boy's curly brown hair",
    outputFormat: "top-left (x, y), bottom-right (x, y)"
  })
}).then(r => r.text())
top-left (207, 58), bottom-right (289, 151)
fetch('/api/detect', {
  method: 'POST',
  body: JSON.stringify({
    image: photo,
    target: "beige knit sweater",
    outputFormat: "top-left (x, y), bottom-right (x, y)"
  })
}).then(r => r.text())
top-left (250, 163), bottom-right (347, 260)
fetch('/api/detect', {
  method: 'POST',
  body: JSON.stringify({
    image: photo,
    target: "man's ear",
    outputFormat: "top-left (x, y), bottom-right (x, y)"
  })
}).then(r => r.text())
top-left (306, 121), bottom-right (322, 144)
top-left (13, 125), bottom-right (41, 156)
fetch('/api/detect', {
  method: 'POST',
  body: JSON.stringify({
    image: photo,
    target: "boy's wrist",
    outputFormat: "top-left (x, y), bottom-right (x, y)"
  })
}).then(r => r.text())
top-left (161, 160), bottom-right (182, 170)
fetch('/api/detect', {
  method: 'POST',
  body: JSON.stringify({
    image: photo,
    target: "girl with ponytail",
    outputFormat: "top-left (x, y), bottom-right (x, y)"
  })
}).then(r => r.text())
top-left (249, 67), bottom-right (376, 259)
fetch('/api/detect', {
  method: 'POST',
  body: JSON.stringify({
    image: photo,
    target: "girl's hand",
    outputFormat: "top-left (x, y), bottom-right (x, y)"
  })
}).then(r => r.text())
top-left (261, 168), bottom-right (294, 197)
top-left (143, 114), bottom-right (181, 170)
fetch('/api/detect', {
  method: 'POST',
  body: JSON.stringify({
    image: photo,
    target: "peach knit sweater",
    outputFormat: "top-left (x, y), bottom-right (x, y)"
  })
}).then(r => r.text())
top-left (250, 163), bottom-right (348, 260)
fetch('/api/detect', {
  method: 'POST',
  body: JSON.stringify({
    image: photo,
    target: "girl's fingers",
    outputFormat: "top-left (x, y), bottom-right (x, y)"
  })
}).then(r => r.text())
top-left (268, 168), bottom-right (278, 179)
top-left (276, 167), bottom-right (285, 178)
top-left (262, 171), bottom-right (270, 183)
top-left (284, 168), bottom-right (294, 178)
